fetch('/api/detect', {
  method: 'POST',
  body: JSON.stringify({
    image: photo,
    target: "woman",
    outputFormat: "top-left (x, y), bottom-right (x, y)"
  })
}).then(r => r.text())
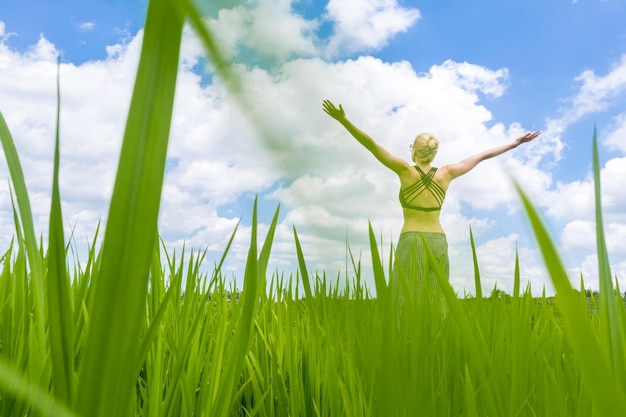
top-left (322, 99), bottom-right (540, 293)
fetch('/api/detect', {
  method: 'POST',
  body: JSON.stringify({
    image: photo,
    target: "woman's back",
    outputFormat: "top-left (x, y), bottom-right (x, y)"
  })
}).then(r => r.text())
top-left (398, 165), bottom-right (450, 234)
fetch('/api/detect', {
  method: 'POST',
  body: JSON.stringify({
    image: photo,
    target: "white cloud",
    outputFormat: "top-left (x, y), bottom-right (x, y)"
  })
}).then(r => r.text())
top-left (571, 55), bottom-right (626, 113)
top-left (566, 253), bottom-right (626, 292)
top-left (3, 6), bottom-right (625, 296)
top-left (525, 58), bottom-right (626, 252)
top-left (78, 21), bottom-right (96, 31)
top-left (604, 112), bottom-right (626, 153)
top-left (0, 22), bottom-right (552, 295)
top-left (446, 233), bottom-right (549, 296)
top-left (544, 177), bottom-right (594, 220)
top-left (204, 0), bottom-right (420, 62)
top-left (561, 220), bottom-right (595, 250)
top-left (324, 0), bottom-right (420, 56)
top-left (540, 154), bottom-right (626, 225)
top-left (605, 223), bottom-right (626, 253)
top-left (206, 0), bottom-right (318, 62)
top-left (540, 55), bottom-right (626, 165)
top-left (546, 54), bottom-right (626, 137)
top-left (600, 157), bottom-right (626, 218)
top-left (0, 27), bottom-right (144, 257)
top-left (245, 0), bottom-right (318, 60)
top-left (0, 22), bottom-right (16, 43)
top-left (557, 217), bottom-right (626, 258)
top-left (431, 60), bottom-right (508, 98)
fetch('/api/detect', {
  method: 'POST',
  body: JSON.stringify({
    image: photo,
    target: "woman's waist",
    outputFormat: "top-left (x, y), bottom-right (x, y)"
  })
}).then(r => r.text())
top-left (401, 216), bottom-right (444, 234)
top-left (399, 230), bottom-right (446, 239)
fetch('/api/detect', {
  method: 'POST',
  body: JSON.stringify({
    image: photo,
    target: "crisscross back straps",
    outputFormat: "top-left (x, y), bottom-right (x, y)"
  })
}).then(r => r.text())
top-left (399, 167), bottom-right (446, 211)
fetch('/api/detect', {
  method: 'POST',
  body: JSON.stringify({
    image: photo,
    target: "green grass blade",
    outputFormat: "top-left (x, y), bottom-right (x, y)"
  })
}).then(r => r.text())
top-left (182, 0), bottom-right (288, 163)
top-left (592, 130), bottom-right (626, 388)
top-left (463, 364), bottom-right (479, 417)
top-left (257, 204), bottom-right (280, 294)
top-left (347, 243), bottom-right (362, 284)
top-left (423, 236), bottom-right (501, 416)
top-left (46, 60), bottom-right (75, 406)
top-left (293, 226), bottom-right (313, 299)
top-left (514, 180), bottom-right (626, 413)
top-left (76, 0), bottom-right (185, 415)
top-left (212, 197), bottom-right (260, 417)
top-left (181, 0), bottom-right (239, 97)
top-left (513, 244), bottom-right (520, 299)
top-left (211, 218), bottom-right (240, 280)
top-left (469, 227), bottom-right (482, 299)
top-left (0, 359), bottom-right (78, 417)
top-left (0, 113), bottom-right (46, 356)
top-left (133, 278), bottom-right (175, 380)
top-left (368, 222), bottom-right (387, 298)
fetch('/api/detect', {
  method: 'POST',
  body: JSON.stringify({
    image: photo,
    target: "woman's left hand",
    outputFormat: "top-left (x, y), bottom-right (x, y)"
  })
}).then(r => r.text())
top-left (322, 100), bottom-right (346, 122)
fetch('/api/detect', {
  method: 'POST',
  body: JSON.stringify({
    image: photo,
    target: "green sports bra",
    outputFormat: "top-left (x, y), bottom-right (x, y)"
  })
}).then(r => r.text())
top-left (399, 167), bottom-right (446, 212)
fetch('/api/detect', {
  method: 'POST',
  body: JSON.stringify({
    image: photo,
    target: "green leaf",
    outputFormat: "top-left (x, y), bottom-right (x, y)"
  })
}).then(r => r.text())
top-left (257, 203), bottom-right (280, 292)
top-left (368, 222), bottom-right (387, 299)
top-left (513, 245), bottom-right (520, 299)
top-left (514, 178), bottom-right (626, 413)
top-left (46, 59), bottom-right (76, 406)
top-left (0, 114), bottom-right (46, 363)
top-left (422, 234), bottom-right (501, 415)
top-left (293, 226), bottom-right (313, 299)
top-left (469, 226), bottom-right (482, 299)
top-left (0, 359), bottom-right (78, 417)
top-left (212, 197), bottom-right (260, 417)
top-left (76, 0), bottom-right (186, 415)
top-left (592, 129), bottom-right (626, 390)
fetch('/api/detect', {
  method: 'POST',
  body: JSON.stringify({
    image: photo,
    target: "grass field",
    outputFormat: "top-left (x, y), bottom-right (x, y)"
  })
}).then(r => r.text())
top-left (1, 0), bottom-right (626, 415)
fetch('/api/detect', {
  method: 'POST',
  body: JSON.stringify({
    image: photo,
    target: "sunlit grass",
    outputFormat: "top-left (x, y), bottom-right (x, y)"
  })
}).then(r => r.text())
top-left (1, 0), bottom-right (626, 416)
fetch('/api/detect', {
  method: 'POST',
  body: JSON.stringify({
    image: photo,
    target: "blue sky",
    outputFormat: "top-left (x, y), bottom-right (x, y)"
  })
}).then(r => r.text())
top-left (1, 0), bottom-right (626, 295)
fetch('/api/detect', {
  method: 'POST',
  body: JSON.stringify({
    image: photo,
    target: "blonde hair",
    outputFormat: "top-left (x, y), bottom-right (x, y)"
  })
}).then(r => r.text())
top-left (412, 133), bottom-right (439, 164)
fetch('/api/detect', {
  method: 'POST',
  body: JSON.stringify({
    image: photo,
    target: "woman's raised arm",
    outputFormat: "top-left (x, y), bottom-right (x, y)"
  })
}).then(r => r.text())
top-left (323, 100), bottom-right (411, 175)
top-left (442, 131), bottom-right (541, 181)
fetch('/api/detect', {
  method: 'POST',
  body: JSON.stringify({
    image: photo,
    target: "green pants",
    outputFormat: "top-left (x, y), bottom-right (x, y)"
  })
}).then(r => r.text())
top-left (393, 232), bottom-right (449, 295)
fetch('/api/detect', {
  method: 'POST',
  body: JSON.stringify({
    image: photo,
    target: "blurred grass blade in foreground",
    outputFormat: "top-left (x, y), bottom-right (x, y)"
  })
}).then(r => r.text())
top-left (514, 134), bottom-right (626, 413)
top-left (0, 359), bottom-right (77, 417)
top-left (76, 0), bottom-right (185, 415)
top-left (591, 129), bottom-right (626, 389)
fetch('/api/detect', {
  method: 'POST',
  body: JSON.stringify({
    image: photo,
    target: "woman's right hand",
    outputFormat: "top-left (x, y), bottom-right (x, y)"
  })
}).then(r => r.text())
top-left (322, 100), bottom-right (346, 122)
top-left (514, 130), bottom-right (541, 146)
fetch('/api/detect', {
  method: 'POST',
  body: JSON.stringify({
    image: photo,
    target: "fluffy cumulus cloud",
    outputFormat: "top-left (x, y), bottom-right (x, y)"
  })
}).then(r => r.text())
top-left (1, 3), bottom-right (625, 294)
top-left (0, 21), bottom-right (143, 248)
top-left (324, 0), bottom-right (420, 56)
top-left (206, 0), bottom-right (319, 62)
top-left (205, 0), bottom-right (420, 61)
top-left (536, 54), bottom-right (626, 166)
top-left (547, 54), bottom-right (626, 136)
top-left (604, 112), bottom-right (626, 153)
top-left (562, 220), bottom-right (626, 253)
top-left (476, 234), bottom-right (546, 292)
top-left (526, 54), bottom-right (626, 289)
top-left (542, 136), bottom-right (626, 224)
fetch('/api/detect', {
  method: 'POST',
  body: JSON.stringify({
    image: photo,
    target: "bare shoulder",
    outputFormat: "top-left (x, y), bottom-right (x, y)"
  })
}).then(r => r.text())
top-left (390, 161), bottom-right (417, 188)
top-left (389, 157), bottom-right (417, 177)
top-left (435, 164), bottom-right (452, 178)
top-left (434, 165), bottom-right (454, 188)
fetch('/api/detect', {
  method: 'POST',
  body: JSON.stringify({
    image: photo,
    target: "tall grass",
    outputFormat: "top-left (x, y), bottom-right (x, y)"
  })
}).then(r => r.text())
top-left (1, 0), bottom-right (625, 415)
